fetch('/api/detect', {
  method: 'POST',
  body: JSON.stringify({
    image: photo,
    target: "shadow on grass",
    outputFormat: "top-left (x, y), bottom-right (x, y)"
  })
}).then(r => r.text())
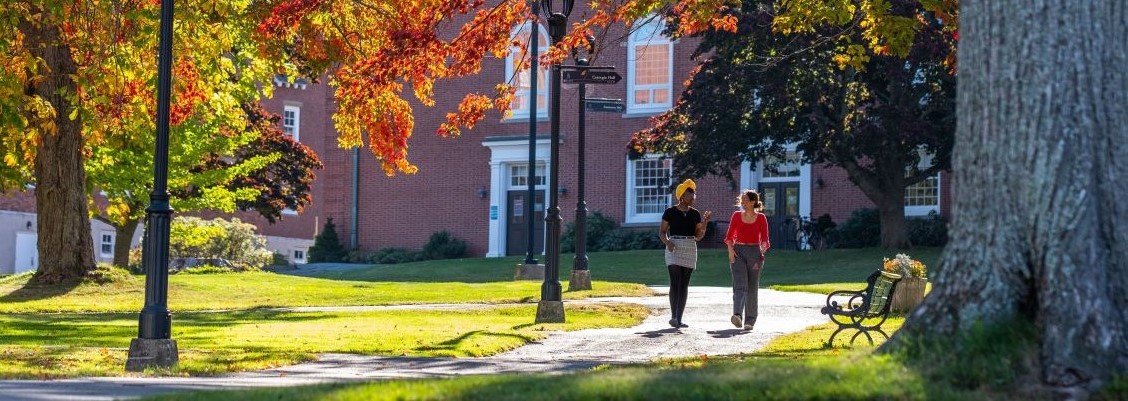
top-left (413, 330), bottom-right (537, 354)
top-left (0, 278), bottom-right (82, 303)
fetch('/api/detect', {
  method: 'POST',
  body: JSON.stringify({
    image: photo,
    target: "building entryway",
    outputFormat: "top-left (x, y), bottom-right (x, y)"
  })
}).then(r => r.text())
top-left (14, 232), bottom-right (37, 274)
top-left (758, 182), bottom-right (800, 248)
top-left (506, 190), bottom-right (545, 256)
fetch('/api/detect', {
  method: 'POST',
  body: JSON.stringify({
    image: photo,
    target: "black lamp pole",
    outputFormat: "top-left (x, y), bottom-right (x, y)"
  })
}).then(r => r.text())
top-left (524, 0), bottom-right (539, 266)
top-left (568, 37), bottom-right (593, 291)
top-left (126, 0), bottom-right (178, 371)
top-left (535, 0), bottom-right (572, 323)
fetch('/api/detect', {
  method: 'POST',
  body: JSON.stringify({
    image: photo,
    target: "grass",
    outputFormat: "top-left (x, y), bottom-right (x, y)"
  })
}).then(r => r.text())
top-left (145, 316), bottom-right (1027, 401)
top-left (0, 303), bottom-right (648, 379)
top-left (0, 271), bottom-right (652, 313)
top-left (0, 247), bottom-right (943, 381)
top-left (318, 247), bottom-right (944, 290)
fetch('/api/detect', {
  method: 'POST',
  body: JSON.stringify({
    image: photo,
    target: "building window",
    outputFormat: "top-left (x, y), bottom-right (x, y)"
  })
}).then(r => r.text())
top-left (761, 152), bottom-right (802, 178)
top-left (99, 231), bottom-right (115, 258)
top-left (282, 105), bottom-right (300, 142)
top-left (293, 249), bottom-right (306, 264)
top-left (509, 162), bottom-right (546, 187)
top-left (627, 17), bottom-right (673, 113)
top-left (626, 155), bottom-right (673, 223)
top-left (905, 173), bottom-right (940, 216)
top-left (505, 23), bottom-right (549, 120)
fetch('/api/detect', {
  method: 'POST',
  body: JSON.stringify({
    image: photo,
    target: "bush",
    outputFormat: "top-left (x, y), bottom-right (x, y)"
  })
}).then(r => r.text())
top-left (168, 216), bottom-right (272, 270)
top-left (422, 231), bottom-right (468, 260)
top-left (908, 211), bottom-right (949, 246)
top-left (371, 247), bottom-right (423, 264)
top-left (595, 228), bottom-right (663, 251)
top-left (561, 211), bottom-right (618, 253)
top-left (308, 218), bottom-right (348, 263)
top-left (270, 252), bottom-right (290, 266)
top-left (835, 208), bottom-right (881, 248)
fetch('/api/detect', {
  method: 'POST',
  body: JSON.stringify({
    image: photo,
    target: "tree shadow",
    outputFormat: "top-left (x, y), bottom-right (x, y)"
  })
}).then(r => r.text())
top-left (637, 327), bottom-right (681, 338)
top-left (0, 278), bottom-right (82, 303)
top-left (706, 328), bottom-right (751, 339)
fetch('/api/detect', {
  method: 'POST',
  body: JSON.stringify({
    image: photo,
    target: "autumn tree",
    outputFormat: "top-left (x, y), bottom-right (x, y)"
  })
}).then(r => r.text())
top-left (91, 103), bottom-right (320, 268)
top-left (3, 0), bottom-right (739, 283)
top-left (888, 0), bottom-right (1128, 395)
top-left (2, 1), bottom-right (278, 283)
top-left (629, 0), bottom-right (956, 249)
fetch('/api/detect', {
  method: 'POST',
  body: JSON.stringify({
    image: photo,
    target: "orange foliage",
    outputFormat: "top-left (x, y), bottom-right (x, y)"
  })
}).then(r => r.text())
top-left (257, 0), bottom-right (737, 176)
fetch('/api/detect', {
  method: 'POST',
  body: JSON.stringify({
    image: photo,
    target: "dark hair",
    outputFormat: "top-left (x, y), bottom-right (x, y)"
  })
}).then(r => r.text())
top-left (737, 190), bottom-right (763, 211)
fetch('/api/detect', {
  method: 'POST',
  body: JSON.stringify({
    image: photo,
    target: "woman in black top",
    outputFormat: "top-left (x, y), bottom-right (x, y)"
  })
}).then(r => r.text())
top-left (659, 179), bottom-right (712, 328)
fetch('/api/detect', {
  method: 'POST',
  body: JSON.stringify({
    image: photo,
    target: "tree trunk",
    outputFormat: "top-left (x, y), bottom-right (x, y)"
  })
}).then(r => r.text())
top-left (113, 219), bottom-right (140, 268)
top-left (19, 12), bottom-right (96, 284)
top-left (841, 160), bottom-right (912, 249)
top-left (889, 0), bottom-right (1128, 394)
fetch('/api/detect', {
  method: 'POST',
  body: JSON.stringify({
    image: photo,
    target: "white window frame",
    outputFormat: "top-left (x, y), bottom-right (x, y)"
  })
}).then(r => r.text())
top-left (504, 23), bottom-right (549, 120)
top-left (626, 17), bottom-right (674, 114)
top-left (99, 231), bottom-right (115, 258)
top-left (293, 249), bottom-right (306, 264)
top-left (625, 154), bottom-right (673, 224)
top-left (282, 105), bottom-right (300, 142)
top-left (905, 173), bottom-right (941, 216)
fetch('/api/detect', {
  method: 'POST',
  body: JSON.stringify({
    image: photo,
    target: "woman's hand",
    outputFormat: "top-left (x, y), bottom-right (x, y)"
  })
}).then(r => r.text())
top-left (666, 240), bottom-right (676, 252)
top-left (728, 247), bottom-right (735, 263)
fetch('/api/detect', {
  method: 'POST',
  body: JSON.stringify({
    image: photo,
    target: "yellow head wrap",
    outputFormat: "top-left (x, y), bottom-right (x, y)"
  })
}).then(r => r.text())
top-left (675, 179), bottom-right (696, 200)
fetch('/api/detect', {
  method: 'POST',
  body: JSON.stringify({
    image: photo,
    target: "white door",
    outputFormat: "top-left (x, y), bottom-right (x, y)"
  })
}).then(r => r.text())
top-left (14, 232), bottom-right (37, 274)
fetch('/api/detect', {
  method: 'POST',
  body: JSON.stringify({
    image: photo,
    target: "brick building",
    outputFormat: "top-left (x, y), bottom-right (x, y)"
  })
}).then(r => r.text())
top-left (0, 13), bottom-right (950, 274)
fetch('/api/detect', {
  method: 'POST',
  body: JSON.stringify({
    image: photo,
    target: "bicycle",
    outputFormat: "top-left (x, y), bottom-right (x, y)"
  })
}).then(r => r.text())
top-left (795, 216), bottom-right (826, 251)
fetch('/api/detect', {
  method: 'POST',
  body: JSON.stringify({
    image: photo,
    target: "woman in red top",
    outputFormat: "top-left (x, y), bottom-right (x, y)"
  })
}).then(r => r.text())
top-left (723, 190), bottom-right (771, 331)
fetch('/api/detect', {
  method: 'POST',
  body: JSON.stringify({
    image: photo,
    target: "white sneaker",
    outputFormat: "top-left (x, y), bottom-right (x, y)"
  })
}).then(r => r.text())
top-left (730, 314), bottom-right (742, 328)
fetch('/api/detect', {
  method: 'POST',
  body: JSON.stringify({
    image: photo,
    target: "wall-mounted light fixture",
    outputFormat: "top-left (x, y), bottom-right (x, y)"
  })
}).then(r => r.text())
top-left (477, 187), bottom-right (488, 199)
top-left (558, 186), bottom-right (567, 197)
top-left (26, 221), bottom-right (32, 230)
top-left (815, 176), bottom-right (825, 189)
top-left (728, 181), bottom-right (737, 191)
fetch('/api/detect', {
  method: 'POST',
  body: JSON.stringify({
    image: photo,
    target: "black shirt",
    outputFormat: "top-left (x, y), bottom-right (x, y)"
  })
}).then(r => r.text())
top-left (662, 206), bottom-right (702, 236)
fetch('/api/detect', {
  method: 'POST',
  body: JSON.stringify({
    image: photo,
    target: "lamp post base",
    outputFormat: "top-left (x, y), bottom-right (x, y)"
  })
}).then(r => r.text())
top-left (534, 300), bottom-right (565, 323)
top-left (568, 270), bottom-right (592, 291)
top-left (125, 338), bottom-right (178, 372)
top-left (514, 263), bottom-right (545, 280)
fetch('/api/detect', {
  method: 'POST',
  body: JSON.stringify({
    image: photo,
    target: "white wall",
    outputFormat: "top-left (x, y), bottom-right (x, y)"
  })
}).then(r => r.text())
top-left (0, 211), bottom-right (143, 275)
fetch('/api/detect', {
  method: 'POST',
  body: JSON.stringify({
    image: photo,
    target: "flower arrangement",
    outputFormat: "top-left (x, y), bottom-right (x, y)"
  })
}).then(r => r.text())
top-left (883, 253), bottom-right (928, 279)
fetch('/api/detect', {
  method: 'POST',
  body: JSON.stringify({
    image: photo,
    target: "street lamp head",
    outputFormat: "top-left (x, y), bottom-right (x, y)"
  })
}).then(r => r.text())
top-left (538, 0), bottom-right (574, 18)
top-left (540, 0), bottom-right (574, 43)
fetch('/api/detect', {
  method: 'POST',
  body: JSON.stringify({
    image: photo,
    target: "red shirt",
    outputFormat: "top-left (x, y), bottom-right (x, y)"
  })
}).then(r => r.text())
top-left (724, 211), bottom-right (771, 248)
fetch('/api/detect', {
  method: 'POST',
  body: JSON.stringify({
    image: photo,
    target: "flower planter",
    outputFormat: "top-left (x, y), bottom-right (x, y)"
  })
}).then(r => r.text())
top-left (891, 276), bottom-right (928, 313)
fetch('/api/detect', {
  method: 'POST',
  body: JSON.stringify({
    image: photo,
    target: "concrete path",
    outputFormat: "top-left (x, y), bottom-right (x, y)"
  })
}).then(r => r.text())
top-left (0, 287), bottom-right (828, 401)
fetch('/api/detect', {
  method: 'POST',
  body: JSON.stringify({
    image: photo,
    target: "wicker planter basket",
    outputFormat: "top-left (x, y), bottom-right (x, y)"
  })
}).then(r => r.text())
top-left (891, 276), bottom-right (928, 313)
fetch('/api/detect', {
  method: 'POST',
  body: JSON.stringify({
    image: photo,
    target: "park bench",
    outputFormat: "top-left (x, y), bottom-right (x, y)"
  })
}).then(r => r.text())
top-left (820, 270), bottom-right (902, 346)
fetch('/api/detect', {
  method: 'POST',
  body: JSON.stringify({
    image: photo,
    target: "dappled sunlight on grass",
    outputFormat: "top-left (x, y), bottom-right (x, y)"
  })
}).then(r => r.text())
top-left (0, 303), bottom-right (648, 378)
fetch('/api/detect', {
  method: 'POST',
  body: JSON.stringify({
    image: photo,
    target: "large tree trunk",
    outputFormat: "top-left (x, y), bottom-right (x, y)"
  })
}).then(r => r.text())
top-left (113, 219), bottom-right (140, 268)
top-left (889, 0), bottom-right (1128, 394)
top-left (19, 11), bottom-right (96, 284)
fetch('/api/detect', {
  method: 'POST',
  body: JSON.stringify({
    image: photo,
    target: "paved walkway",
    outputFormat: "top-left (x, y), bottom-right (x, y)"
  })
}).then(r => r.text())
top-left (0, 287), bottom-right (828, 401)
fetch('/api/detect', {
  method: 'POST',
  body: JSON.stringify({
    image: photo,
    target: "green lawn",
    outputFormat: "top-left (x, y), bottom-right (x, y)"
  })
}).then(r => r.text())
top-left (0, 247), bottom-right (943, 380)
top-left (320, 247), bottom-right (943, 291)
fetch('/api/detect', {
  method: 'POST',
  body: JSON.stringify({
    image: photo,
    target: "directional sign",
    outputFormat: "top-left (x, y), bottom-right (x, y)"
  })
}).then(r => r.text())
top-left (585, 98), bottom-right (626, 113)
top-left (562, 69), bottom-right (622, 85)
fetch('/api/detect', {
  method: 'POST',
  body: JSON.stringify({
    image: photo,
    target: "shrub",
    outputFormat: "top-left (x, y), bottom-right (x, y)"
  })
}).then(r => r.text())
top-left (169, 216), bottom-right (272, 270)
top-left (562, 211), bottom-right (618, 253)
top-left (908, 211), bottom-right (949, 246)
top-left (422, 231), bottom-right (468, 260)
top-left (308, 218), bottom-right (348, 263)
top-left (180, 264), bottom-right (236, 275)
top-left (835, 208), bottom-right (881, 248)
top-left (270, 252), bottom-right (290, 266)
top-left (372, 247), bottom-right (423, 264)
top-left (595, 228), bottom-right (663, 251)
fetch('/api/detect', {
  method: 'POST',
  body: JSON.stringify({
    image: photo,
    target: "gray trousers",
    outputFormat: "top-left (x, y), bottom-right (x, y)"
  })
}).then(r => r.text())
top-left (730, 244), bottom-right (764, 323)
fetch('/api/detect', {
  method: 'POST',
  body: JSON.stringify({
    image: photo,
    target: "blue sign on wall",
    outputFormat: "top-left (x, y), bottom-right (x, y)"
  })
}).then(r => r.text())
top-left (490, 205), bottom-right (498, 220)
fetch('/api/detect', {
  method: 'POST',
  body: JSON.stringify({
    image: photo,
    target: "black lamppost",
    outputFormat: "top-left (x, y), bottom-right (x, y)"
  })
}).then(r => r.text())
top-left (568, 37), bottom-right (594, 291)
top-left (524, 0), bottom-right (540, 267)
top-left (534, 0), bottom-right (573, 323)
top-left (126, 0), bottom-right (178, 371)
